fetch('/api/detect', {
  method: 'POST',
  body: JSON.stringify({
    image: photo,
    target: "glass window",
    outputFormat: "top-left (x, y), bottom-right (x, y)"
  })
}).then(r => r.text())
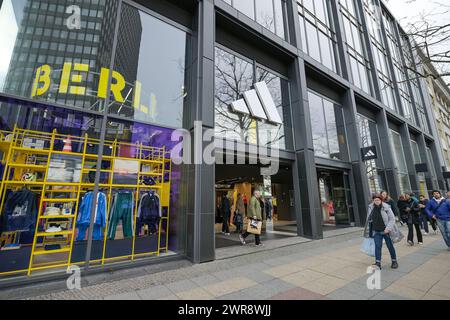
top-left (308, 90), bottom-right (348, 160)
top-left (356, 114), bottom-right (385, 194)
top-left (227, 0), bottom-right (286, 39)
top-left (389, 130), bottom-right (411, 194)
top-left (108, 4), bottom-right (188, 129)
top-left (339, 0), bottom-right (372, 95)
top-left (298, 0), bottom-right (338, 73)
top-left (0, 0), bottom-right (118, 112)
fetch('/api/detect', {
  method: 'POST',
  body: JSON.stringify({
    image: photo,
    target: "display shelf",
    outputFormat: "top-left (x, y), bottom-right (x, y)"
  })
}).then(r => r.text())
top-left (36, 231), bottom-right (73, 237)
top-left (33, 247), bottom-right (71, 255)
top-left (0, 127), bottom-right (173, 276)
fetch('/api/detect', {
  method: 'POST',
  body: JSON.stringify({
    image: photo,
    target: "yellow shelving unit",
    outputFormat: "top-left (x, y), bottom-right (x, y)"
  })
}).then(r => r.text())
top-left (0, 127), bottom-right (173, 277)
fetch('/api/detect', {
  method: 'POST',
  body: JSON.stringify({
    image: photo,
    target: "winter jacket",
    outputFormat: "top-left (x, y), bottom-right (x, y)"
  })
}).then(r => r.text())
top-left (425, 198), bottom-right (450, 221)
top-left (398, 199), bottom-right (420, 223)
top-left (221, 196), bottom-right (231, 215)
top-left (247, 196), bottom-right (262, 220)
top-left (2, 188), bottom-right (38, 232)
top-left (138, 192), bottom-right (161, 220)
top-left (364, 202), bottom-right (396, 238)
top-left (77, 192), bottom-right (107, 227)
top-left (236, 198), bottom-right (245, 214)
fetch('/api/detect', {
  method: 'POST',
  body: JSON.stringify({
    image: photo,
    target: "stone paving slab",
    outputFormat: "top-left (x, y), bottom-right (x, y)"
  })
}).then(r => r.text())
top-left (5, 229), bottom-right (450, 301)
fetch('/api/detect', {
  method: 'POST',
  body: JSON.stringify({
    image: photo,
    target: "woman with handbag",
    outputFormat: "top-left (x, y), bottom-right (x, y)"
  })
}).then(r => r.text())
top-left (364, 194), bottom-right (399, 270)
top-left (239, 190), bottom-right (263, 247)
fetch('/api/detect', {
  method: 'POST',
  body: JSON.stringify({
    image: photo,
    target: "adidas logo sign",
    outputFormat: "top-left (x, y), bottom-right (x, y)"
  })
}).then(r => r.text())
top-left (365, 150), bottom-right (376, 158)
top-left (230, 82), bottom-right (283, 125)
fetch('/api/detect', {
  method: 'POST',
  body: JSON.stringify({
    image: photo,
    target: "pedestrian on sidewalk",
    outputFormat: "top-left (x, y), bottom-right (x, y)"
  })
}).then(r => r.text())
top-left (239, 190), bottom-right (263, 247)
top-left (425, 190), bottom-right (450, 251)
top-left (418, 195), bottom-right (437, 235)
top-left (381, 191), bottom-right (400, 222)
top-left (364, 194), bottom-right (398, 270)
top-left (404, 193), bottom-right (423, 246)
top-left (446, 191), bottom-right (450, 200)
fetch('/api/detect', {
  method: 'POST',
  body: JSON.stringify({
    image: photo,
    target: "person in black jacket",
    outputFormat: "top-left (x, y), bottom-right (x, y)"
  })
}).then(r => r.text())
top-left (221, 193), bottom-right (231, 236)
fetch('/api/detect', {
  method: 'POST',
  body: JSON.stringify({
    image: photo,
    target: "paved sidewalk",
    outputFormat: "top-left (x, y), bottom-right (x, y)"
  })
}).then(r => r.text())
top-left (3, 228), bottom-right (450, 300)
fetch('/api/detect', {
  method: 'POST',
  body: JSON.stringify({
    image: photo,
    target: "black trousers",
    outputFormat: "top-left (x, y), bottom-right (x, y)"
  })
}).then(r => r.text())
top-left (421, 213), bottom-right (437, 233)
top-left (242, 232), bottom-right (261, 245)
top-left (408, 223), bottom-right (423, 243)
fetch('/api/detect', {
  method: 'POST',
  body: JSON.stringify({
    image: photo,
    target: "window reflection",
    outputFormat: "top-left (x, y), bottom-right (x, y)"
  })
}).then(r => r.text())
top-left (224, 0), bottom-right (286, 39)
top-left (108, 4), bottom-right (188, 129)
top-left (214, 47), bottom-right (291, 150)
top-left (0, 0), bottom-right (118, 112)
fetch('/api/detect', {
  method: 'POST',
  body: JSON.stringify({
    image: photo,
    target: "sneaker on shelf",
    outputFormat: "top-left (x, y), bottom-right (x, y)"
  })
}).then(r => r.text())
top-left (45, 226), bottom-right (62, 233)
top-left (407, 240), bottom-right (414, 246)
top-left (239, 234), bottom-right (246, 245)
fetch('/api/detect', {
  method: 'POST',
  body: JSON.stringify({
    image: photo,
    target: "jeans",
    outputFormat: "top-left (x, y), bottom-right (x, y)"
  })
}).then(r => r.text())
top-left (436, 219), bottom-right (450, 247)
top-left (407, 223), bottom-right (423, 244)
top-left (242, 232), bottom-right (261, 245)
top-left (373, 231), bottom-right (397, 263)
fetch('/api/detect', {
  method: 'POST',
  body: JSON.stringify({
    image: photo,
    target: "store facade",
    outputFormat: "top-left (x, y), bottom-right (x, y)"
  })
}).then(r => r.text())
top-left (0, 0), bottom-right (447, 283)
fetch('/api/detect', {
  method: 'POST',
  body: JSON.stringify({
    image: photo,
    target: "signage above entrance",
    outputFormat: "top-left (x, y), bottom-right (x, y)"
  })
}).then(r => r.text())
top-left (415, 163), bottom-right (429, 173)
top-left (361, 146), bottom-right (378, 161)
top-left (230, 82), bottom-right (283, 125)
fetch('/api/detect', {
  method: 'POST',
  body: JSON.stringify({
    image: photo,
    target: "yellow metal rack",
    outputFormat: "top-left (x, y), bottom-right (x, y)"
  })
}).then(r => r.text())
top-left (0, 127), bottom-right (173, 277)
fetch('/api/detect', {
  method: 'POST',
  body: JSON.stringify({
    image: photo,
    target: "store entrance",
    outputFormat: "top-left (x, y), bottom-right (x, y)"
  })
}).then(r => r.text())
top-left (215, 163), bottom-right (296, 248)
top-left (317, 169), bottom-right (353, 228)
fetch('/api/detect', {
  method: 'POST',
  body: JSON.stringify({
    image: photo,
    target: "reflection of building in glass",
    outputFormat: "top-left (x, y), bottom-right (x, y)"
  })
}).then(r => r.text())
top-left (3, 0), bottom-right (141, 113)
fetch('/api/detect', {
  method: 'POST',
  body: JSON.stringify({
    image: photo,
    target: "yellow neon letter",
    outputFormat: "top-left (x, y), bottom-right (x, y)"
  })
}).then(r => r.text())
top-left (59, 62), bottom-right (72, 94)
top-left (97, 68), bottom-right (126, 103)
top-left (59, 62), bottom-right (89, 95)
top-left (31, 65), bottom-right (51, 97)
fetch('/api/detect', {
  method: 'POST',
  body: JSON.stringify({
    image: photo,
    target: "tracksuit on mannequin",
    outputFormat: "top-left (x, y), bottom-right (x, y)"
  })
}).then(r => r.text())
top-left (107, 192), bottom-right (134, 240)
top-left (136, 191), bottom-right (161, 235)
top-left (76, 192), bottom-right (107, 241)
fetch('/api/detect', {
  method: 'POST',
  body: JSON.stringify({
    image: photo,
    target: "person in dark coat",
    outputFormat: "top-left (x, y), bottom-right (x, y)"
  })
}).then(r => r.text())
top-left (418, 195), bottom-right (437, 235)
top-left (381, 191), bottom-right (400, 222)
top-left (400, 194), bottom-right (423, 246)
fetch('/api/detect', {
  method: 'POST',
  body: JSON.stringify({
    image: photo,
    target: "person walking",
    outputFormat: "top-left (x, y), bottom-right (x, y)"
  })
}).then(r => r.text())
top-left (381, 191), bottom-right (400, 222)
top-left (446, 191), bottom-right (450, 200)
top-left (239, 190), bottom-right (263, 247)
top-left (404, 193), bottom-right (423, 246)
top-left (418, 195), bottom-right (437, 235)
top-left (426, 190), bottom-right (450, 251)
top-left (221, 192), bottom-right (231, 236)
top-left (364, 194), bottom-right (399, 270)
top-left (234, 193), bottom-right (245, 234)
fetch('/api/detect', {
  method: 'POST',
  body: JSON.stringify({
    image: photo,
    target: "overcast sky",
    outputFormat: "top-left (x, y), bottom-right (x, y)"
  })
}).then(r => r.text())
top-left (384, 0), bottom-right (450, 82)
